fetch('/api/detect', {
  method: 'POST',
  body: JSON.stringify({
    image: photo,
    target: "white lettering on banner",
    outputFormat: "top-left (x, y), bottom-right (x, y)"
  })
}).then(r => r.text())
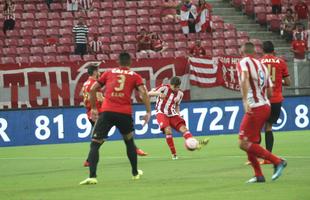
top-left (150, 110), bottom-right (161, 134)
top-left (0, 118), bottom-right (10, 142)
top-left (35, 115), bottom-right (51, 140)
top-left (77, 114), bottom-right (92, 138)
top-left (225, 106), bottom-right (239, 130)
top-left (272, 107), bottom-right (287, 130)
top-left (193, 108), bottom-right (208, 131)
top-left (210, 107), bottom-right (224, 131)
top-left (295, 105), bottom-right (309, 128)
top-left (135, 111), bottom-right (148, 135)
top-left (53, 114), bottom-right (64, 139)
top-left (180, 108), bottom-right (189, 129)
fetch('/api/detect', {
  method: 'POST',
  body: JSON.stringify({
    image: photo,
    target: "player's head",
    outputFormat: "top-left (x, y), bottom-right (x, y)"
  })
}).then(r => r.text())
top-left (87, 65), bottom-right (99, 79)
top-left (170, 76), bottom-right (181, 91)
top-left (262, 41), bottom-right (275, 54)
top-left (241, 42), bottom-right (255, 55)
top-left (78, 17), bottom-right (84, 25)
top-left (118, 52), bottom-right (131, 67)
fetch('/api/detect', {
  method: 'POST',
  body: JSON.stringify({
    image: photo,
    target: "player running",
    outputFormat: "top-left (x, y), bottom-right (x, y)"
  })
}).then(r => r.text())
top-left (80, 52), bottom-right (151, 185)
top-left (82, 64), bottom-right (148, 168)
top-left (259, 41), bottom-right (291, 165)
top-left (237, 42), bottom-right (287, 183)
top-left (148, 76), bottom-right (209, 160)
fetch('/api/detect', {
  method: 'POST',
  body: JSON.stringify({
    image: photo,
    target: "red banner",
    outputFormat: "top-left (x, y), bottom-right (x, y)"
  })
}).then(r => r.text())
top-left (0, 58), bottom-right (189, 109)
top-left (218, 56), bottom-right (242, 91)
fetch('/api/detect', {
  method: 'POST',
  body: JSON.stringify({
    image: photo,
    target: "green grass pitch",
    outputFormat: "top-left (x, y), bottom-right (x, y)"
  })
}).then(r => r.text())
top-left (0, 130), bottom-right (309, 200)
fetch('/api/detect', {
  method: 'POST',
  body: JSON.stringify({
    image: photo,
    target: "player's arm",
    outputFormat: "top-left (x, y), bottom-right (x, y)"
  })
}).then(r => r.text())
top-left (138, 85), bottom-right (151, 126)
top-left (148, 87), bottom-right (166, 99)
top-left (282, 76), bottom-right (291, 86)
top-left (89, 82), bottom-right (101, 121)
top-left (240, 70), bottom-right (251, 113)
top-left (282, 61), bottom-right (291, 86)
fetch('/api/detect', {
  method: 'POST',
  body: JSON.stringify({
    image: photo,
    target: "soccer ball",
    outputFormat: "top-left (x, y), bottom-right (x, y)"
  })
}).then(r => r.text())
top-left (185, 138), bottom-right (199, 151)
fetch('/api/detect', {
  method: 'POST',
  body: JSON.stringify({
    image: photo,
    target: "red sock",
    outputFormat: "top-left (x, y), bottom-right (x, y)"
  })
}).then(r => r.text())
top-left (248, 143), bottom-right (281, 165)
top-left (183, 131), bottom-right (193, 140)
top-left (165, 134), bottom-right (176, 155)
top-left (247, 152), bottom-right (263, 177)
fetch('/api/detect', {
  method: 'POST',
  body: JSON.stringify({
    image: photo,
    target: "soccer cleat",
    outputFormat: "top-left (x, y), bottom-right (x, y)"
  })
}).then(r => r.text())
top-left (246, 176), bottom-right (266, 183)
top-left (260, 160), bottom-right (272, 165)
top-left (136, 148), bottom-right (148, 156)
top-left (132, 169), bottom-right (144, 180)
top-left (83, 160), bottom-right (90, 167)
top-left (79, 178), bottom-right (98, 185)
top-left (197, 138), bottom-right (210, 150)
top-left (171, 154), bottom-right (178, 160)
top-left (272, 160), bottom-right (287, 181)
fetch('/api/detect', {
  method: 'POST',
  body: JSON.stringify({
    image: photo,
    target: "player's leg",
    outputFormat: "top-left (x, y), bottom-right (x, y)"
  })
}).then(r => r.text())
top-left (156, 113), bottom-right (177, 159)
top-left (80, 112), bottom-right (113, 185)
top-left (84, 119), bottom-right (96, 167)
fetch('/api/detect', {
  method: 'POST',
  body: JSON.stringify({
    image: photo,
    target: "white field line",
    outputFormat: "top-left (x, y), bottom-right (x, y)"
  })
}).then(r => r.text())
top-left (0, 155), bottom-right (309, 160)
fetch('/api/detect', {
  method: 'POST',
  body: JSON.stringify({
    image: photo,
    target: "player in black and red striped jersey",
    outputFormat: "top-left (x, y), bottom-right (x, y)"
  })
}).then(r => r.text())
top-left (259, 41), bottom-right (291, 164)
top-left (149, 77), bottom-right (209, 160)
top-left (81, 63), bottom-right (148, 170)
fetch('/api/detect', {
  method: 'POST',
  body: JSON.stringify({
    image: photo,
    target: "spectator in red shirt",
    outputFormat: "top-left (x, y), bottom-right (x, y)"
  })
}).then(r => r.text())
top-left (294, 0), bottom-right (309, 28)
top-left (291, 33), bottom-right (308, 62)
top-left (150, 33), bottom-right (167, 52)
top-left (137, 28), bottom-right (152, 53)
top-left (271, 0), bottom-right (282, 14)
top-left (189, 40), bottom-right (207, 57)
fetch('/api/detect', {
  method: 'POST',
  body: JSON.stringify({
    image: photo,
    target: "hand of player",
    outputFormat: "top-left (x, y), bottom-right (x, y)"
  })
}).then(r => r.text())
top-left (243, 102), bottom-right (252, 114)
top-left (91, 109), bottom-right (99, 121)
top-left (142, 112), bottom-right (151, 126)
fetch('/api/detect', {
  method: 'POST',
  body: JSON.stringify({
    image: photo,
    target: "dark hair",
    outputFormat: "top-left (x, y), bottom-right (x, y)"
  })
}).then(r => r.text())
top-left (262, 41), bottom-right (274, 53)
top-left (243, 42), bottom-right (255, 54)
top-left (287, 8), bottom-right (293, 13)
top-left (87, 65), bottom-right (98, 75)
top-left (119, 52), bottom-right (131, 66)
top-left (170, 76), bottom-right (181, 86)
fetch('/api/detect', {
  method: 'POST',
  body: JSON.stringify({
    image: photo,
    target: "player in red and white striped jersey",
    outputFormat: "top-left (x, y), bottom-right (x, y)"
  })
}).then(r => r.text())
top-left (149, 77), bottom-right (209, 160)
top-left (237, 42), bottom-right (287, 183)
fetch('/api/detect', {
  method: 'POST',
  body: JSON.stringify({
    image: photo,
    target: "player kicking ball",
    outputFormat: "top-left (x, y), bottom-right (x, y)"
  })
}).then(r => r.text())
top-left (148, 76), bottom-right (209, 160)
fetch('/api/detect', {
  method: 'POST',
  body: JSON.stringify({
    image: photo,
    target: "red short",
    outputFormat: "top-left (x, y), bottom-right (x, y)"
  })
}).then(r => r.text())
top-left (156, 113), bottom-right (186, 131)
top-left (239, 105), bottom-right (271, 143)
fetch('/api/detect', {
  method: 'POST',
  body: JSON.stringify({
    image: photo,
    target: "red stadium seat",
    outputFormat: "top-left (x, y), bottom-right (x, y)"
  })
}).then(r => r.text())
top-left (57, 46), bottom-right (71, 54)
top-left (19, 29), bottom-right (33, 38)
top-left (30, 47), bottom-right (43, 56)
top-left (1, 57), bottom-right (15, 64)
top-left (98, 26), bottom-right (111, 35)
top-left (124, 35), bottom-right (137, 43)
top-left (43, 55), bottom-right (56, 63)
top-left (59, 28), bottom-right (71, 37)
top-left (175, 41), bottom-right (188, 50)
top-left (112, 18), bottom-right (124, 26)
top-left (237, 38), bottom-right (249, 46)
top-left (99, 10), bottom-right (112, 18)
top-left (225, 39), bottom-right (239, 48)
top-left (43, 46), bottom-right (57, 54)
top-left (162, 51), bottom-right (175, 58)
top-left (21, 21), bottom-right (34, 29)
top-left (212, 22), bottom-right (224, 31)
top-left (250, 38), bottom-right (263, 47)
top-left (150, 17), bottom-right (162, 25)
top-left (138, 1), bottom-right (150, 8)
top-left (124, 26), bottom-right (137, 34)
top-left (48, 13), bottom-right (61, 20)
top-left (60, 20), bottom-right (73, 27)
top-left (109, 53), bottom-right (120, 60)
top-left (123, 44), bottom-right (136, 51)
top-left (15, 56), bottom-right (30, 64)
top-left (244, 0), bottom-right (255, 16)
top-left (47, 20), bottom-right (60, 28)
top-left (125, 18), bottom-right (137, 25)
top-left (150, 1), bottom-right (161, 7)
top-left (254, 0), bottom-right (266, 6)
top-left (6, 30), bottom-right (20, 38)
top-left (111, 27), bottom-right (124, 34)
top-left (89, 27), bottom-right (99, 34)
top-left (3, 47), bottom-right (17, 56)
top-left (225, 48), bottom-right (240, 56)
top-left (150, 8), bottom-right (161, 17)
top-left (5, 38), bottom-right (18, 46)
top-left (237, 31), bottom-right (249, 39)
top-left (162, 16), bottom-right (175, 25)
top-left (17, 47), bottom-right (30, 55)
top-left (46, 29), bottom-right (59, 37)
top-left (112, 10), bottom-right (125, 18)
top-left (212, 39), bottom-right (225, 48)
top-left (111, 35), bottom-right (124, 43)
top-left (83, 55), bottom-right (96, 61)
top-left (126, 1), bottom-right (138, 9)
top-left (98, 36), bottom-right (111, 43)
top-left (50, 3), bottom-right (63, 10)
top-left (162, 25), bottom-right (175, 32)
top-left (35, 13), bottom-right (48, 20)
top-left (213, 31), bottom-right (225, 39)
top-left (29, 56), bottom-right (43, 63)
top-left (33, 29), bottom-right (46, 37)
top-left (136, 52), bottom-right (148, 59)
top-left (22, 13), bottom-right (35, 20)
top-left (201, 40), bottom-right (213, 48)
top-left (110, 44), bottom-right (123, 53)
top-left (35, 21), bottom-right (48, 28)
top-left (113, 1), bottom-right (125, 8)
top-left (149, 25), bottom-right (161, 33)
top-left (255, 6), bottom-right (267, 25)
top-left (125, 10), bottom-right (137, 17)
top-left (137, 9), bottom-right (149, 16)
top-left (37, 3), bottom-right (48, 11)
top-left (174, 50), bottom-right (187, 58)
top-left (69, 55), bottom-right (82, 62)
top-left (224, 31), bottom-right (237, 39)
top-left (212, 49), bottom-right (225, 57)
top-left (224, 23), bottom-right (236, 31)
top-left (61, 12), bottom-right (74, 20)
top-left (59, 37), bottom-right (72, 45)
top-left (149, 52), bottom-right (162, 58)
top-left (162, 33), bottom-right (175, 42)
top-left (56, 55), bottom-right (69, 63)
top-left (96, 54), bottom-right (109, 61)
top-left (166, 42), bottom-right (176, 50)
top-left (137, 17), bottom-right (150, 25)
top-left (19, 38), bottom-right (32, 46)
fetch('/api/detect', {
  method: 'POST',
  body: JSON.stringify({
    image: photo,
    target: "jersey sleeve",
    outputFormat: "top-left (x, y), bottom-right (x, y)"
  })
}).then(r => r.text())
top-left (281, 60), bottom-right (290, 78)
top-left (177, 92), bottom-right (184, 105)
top-left (135, 73), bottom-right (144, 87)
top-left (97, 71), bottom-right (109, 86)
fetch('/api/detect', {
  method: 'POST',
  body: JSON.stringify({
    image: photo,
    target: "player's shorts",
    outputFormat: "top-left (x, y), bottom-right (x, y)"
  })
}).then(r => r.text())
top-left (267, 102), bottom-right (282, 124)
top-left (239, 105), bottom-right (271, 143)
top-left (92, 111), bottom-right (134, 140)
top-left (156, 113), bottom-right (186, 132)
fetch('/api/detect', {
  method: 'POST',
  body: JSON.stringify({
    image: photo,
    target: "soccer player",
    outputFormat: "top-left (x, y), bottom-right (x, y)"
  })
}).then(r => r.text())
top-left (237, 42), bottom-right (287, 183)
top-left (81, 65), bottom-right (149, 167)
top-left (148, 76), bottom-right (209, 160)
top-left (79, 52), bottom-right (151, 185)
top-left (259, 41), bottom-right (291, 165)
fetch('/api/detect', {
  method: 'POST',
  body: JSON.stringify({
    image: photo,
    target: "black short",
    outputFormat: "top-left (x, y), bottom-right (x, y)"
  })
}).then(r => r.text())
top-left (91, 111), bottom-right (134, 140)
top-left (267, 102), bottom-right (282, 124)
top-left (74, 43), bottom-right (87, 56)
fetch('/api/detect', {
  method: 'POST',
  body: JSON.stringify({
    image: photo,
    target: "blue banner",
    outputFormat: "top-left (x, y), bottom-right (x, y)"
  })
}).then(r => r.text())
top-left (0, 96), bottom-right (309, 147)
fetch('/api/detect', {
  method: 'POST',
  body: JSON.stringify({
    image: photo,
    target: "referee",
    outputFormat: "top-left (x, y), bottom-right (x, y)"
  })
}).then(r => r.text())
top-left (72, 17), bottom-right (89, 56)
